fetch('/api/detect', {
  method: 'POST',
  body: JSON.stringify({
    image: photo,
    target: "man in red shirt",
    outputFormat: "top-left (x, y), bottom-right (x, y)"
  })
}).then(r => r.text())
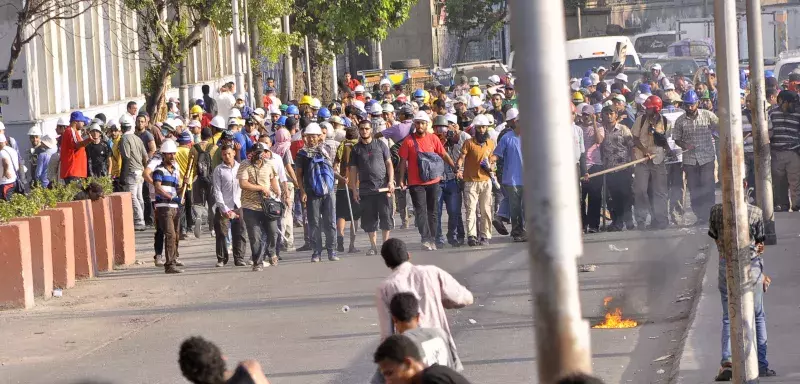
top-left (60, 111), bottom-right (92, 184)
top-left (344, 72), bottom-right (360, 93)
top-left (398, 112), bottom-right (457, 251)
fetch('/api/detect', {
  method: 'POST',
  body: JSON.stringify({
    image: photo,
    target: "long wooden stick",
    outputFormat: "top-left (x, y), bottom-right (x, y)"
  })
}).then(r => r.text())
top-left (585, 148), bottom-right (690, 179)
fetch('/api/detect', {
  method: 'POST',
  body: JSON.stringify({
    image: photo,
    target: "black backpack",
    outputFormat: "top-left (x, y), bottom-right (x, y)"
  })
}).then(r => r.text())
top-left (410, 135), bottom-right (445, 182)
top-left (194, 143), bottom-right (214, 184)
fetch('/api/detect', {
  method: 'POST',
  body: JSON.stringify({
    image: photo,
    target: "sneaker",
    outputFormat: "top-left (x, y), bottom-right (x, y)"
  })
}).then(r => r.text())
top-left (252, 265), bottom-right (264, 272)
top-left (154, 255), bottom-right (165, 267)
top-left (234, 260), bottom-right (246, 267)
top-left (175, 259), bottom-right (185, 267)
top-left (467, 236), bottom-right (478, 247)
top-left (134, 225), bottom-right (147, 232)
top-left (337, 236), bottom-right (345, 252)
top-left (421, 242), bottom-right (433, 251)
top-left (492, 219), bottom-right (509, 235)
top-left (179, 233), bottom-right (189, 241)
top-left (215, 261), bottom-right (224, 268)
top-left (512, 236), bottom-right (528, 243)
top-left (348, 245), bottom-right (360, 254)
top-left (328, 253), bottom-right (340, 261)
top-left (366, 248), bottom-right (378, 256)
top-left (759, 368), bottom-right (777, 377)
top-left (715, 363), bottom-right (733, 381)
top-left (311, 254), bottom-right (321, 263)
top-left (478, 238), bottom-right (490, 246)
top-left (585, 227), bottom-right (599, 234)
top-left (297, 244), bottom-right (312, 252)
top-left (165, 267), bottom-right (184, 274)
top-left (210, 229), bottom-right (216, 237)
top-left (400, 222), bottom-right (409, 229)
top-left (435, 241), bottom-right (445, 250)
top-left (269, 256), bottom-right (279, 266)
top-left (246, 260), bottom-right (254, 266)
top-left (193, 225), bottom-right (202, 239)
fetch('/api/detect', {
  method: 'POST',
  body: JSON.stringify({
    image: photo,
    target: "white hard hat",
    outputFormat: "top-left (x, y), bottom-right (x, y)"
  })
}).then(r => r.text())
top-left (485, 114), bottom-right (495, 125)
top-left (570, 80), bottom-right (581, 91)
top-left (473, 114), bottom-right (491, 127)
top-left (488, 75), bottom-right (501, 85)
top-left (119, 114), bottom-right (134, 127)
top-left (106, 119), bottom-right (119, 130)
top-left (269, 105), bottom-right (281, 115)
top-left (171, 118), bottom-right (184, 127)
top-left (211, 116), bottom-right (226, 129)
top-left (160, 139), bottom-right (178, 153)
top-left (381, 103), bottom-right (395, 113)
top-left (0, 121), bottom-right (5, 131)
top-left (310, 98), bottom-right (321, 109)
top-left (590, 73), bottom-right (600, 85)
top-left (303, 123), bottom-right (322, 136)
top-left (254, 107), bottom-right (266, 117)
top-left (354, 85), bottom-right (365, 93)
top-left (370, 103), bottom-right (383, 115)
top-left (597, 66), bottom-right (607, 73)
top-left (469, 77), bottom-right (480, 86)
top-left (230, 108), bottom-right (242, 119)
top-left (635, 93), bottom-right (648, 105)
top-left (505, 108), bottom-right (519, 121)
top-left (57, 117), bottom-right (70, 126)
top-left (468, 96), bottom-right (482, 109)
top-left (413, 111), bottom-right (431, 123)
top-left (352, 100), bottom-right (366, 112)
top-left (615, 73), bottom-right (628, 82)
top-left (379, 78), bottom-right (392, 86)
top-left (28, 126), bottom-right (42, 136)
top-left (227, 117), bottom-right (241, 127)
top-left (445, 113), bottom-right (458, 125)
top-left (89, 123), bottom-right (103, 132)
top-left (652, 63), bottom-right (662, 71)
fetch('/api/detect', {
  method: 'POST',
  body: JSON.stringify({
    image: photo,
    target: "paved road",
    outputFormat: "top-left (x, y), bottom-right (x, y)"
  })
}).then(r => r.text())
top-left (0, 219), bottom-right (710, 384)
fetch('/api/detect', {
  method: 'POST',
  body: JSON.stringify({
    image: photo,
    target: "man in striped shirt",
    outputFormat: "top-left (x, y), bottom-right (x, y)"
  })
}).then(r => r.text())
top-left (768, 91), bottom-right (800, 211)
top-left (152, 140), bottom-right (184, 274)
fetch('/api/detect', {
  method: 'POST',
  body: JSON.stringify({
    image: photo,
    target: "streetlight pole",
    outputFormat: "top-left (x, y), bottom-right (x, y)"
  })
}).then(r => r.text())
top-left (746, 0), bottom-right (777, 245)
top-left (509, 0), bottom-right (592, 382)
top-left (714, 0), bottom-right (760, 382)
top-left (230, 0), bottom-right (244, 96)
top-left (282, 15), bottom-right (294, 102)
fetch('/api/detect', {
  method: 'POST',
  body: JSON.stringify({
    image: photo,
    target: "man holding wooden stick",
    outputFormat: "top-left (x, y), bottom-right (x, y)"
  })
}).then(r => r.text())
top-left (631, 95), bottom-right (671, 230)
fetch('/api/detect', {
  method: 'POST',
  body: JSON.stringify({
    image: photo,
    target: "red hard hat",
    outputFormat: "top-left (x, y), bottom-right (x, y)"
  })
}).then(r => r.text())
top-left (643, 95), bottom-right (663, 113)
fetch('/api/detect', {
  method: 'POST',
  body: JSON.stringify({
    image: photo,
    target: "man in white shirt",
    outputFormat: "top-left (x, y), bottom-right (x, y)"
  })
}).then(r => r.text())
top-left (215, 82), bottom-right (236, 122)
top-left (212, 145), bottom-right (245, 267)
top-left (0, 134), bottom-right (20, 200)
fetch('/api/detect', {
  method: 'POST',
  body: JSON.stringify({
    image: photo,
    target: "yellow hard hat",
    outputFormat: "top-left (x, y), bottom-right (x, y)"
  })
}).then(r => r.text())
top-left (469, 86), bottom-right (482, 97)
top-left (423, 90), bottom-right (431, 105)
top-left (572, 91), bottom-right (584, 103)
top-left (299, 95), bottom-right (314, 106)
top-left (190, 105), bottom-right (203, 115)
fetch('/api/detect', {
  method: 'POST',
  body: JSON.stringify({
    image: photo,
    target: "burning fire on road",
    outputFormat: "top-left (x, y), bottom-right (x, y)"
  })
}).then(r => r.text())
top-left (592, 296), bottom-right (638, 329)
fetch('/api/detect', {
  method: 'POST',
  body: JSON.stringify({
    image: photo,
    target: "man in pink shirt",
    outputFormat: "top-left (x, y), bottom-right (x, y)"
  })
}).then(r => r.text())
top-left (376, 238), bottom-right (474, 370)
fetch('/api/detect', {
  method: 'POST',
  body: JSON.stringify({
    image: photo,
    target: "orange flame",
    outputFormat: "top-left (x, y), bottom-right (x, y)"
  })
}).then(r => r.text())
top-left (593, 296), bottom-right (638, 329)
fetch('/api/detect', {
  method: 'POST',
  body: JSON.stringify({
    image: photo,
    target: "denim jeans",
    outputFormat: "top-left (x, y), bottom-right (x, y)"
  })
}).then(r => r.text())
top-left (409, 183), bottom-right (441, 244)
top-left (719, 256), bottom-right (768, 371)
top-left (436, 179), bottom-right (465, 245)
top-left (502, 185), bottom-right (525, 237)
top-left (214, 208), bottom-right (246, 264)
top-left (496, 188), bottom-right (509, 221)
top-left (306, 193), bottom-right (336, 256)
top-left (684, 161), bottom-right (715, 222)
top-left (242, 208), bottom-right (278, 265)
top-left (121, 174), bottom-right (145, 227)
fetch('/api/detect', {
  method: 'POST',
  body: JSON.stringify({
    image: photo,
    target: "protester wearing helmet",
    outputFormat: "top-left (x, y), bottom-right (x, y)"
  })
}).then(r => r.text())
top-left (492, 108), bottom-right (525, 241)
top-left (412, 89), bottom-right (425, 105)
top-left (318, 107), bottom-right (332, 123)
top-left (575, 104), bottom-right (605, 233)
top-left (503, 83), bottom-right (517, 108)
top-left (286, 105), bottom-right (300, 120)
top-left (381, 103), bottom-right (396, 126)
top-left (238, 138), bottom-right (281, 271)
top-left (432, 114), bottom-right (468, 249)
top-left (354, 85), bottom-right (366, 103)
top-left (397, 112), bottom-right (458, 251)
top-left (151, 139), bottom-right (184, 274)
top-left (631, 95), bottom-right (670, 229)
top-left (458, 112), bottom-right (498, 247)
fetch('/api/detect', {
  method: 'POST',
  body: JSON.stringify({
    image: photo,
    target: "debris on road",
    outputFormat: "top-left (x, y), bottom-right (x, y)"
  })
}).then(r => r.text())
top-left (578, 264), bottom-right (597, 272)
top-left (134, 260), bottom-right (145, 265)
top-left (676, 295), bottom-right (692, 302)
top-left (698, 244), bottom-right (710, 251)
top-left (468, 319), bottom-right (477, 324)
top-left (608, 244), bottom-right (629, 252)
top-left (341, 305), bottom-right (350, 313)
top-left (53, 289), bottom-right (63, 298)
top-left (648, 336), bottom-right (659, 339)
top-left (695, 252), bottom-right (707, 261)
top-left (653, 354), bottom-right (673, 363)
top-left (656, 369), bottom-right (665, 374)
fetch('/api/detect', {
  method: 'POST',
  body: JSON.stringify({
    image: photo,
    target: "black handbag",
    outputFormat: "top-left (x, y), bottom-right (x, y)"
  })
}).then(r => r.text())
top-left (261, 195), bottom-right (284, 220)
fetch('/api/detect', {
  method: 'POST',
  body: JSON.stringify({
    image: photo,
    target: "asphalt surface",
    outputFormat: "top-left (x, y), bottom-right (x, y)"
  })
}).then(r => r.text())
top-left (0, 216), bottom-right (711, 384)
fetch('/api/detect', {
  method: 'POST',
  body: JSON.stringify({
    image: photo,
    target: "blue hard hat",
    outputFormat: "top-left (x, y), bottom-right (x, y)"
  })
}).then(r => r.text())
top-left (765, 70), bottom-right (775, 78)
top-left (413, 89), bottom-right (425, 98)
top-left (317, 107), bottom-right (331, 120)
top-left (584, 69), bottom-right (594, 78)
top-left (286, 105), bottom-right (299, 115)
top-left (581, 77), bottom-right (592, 88)
top-left (682, 89), bottom-right (699, 105)
top-left (277, 116), bottom-right (287, 126)
top-left (638, 83), bottom-right (652, 94)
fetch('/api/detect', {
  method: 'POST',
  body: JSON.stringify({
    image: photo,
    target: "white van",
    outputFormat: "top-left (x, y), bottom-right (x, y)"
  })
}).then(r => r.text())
top-left (566, 36), bottom-right (642, 79)
top-left (633, 31), bottom-right (679, 60)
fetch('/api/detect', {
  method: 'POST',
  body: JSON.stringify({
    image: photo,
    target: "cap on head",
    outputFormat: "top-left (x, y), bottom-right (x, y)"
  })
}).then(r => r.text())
top-left (615, 73), bottom-right (628, 82)
top-left (227, 117), bottom-right (241, 127)
top-left (613, 94), bottom-right (627, 104)
top-left (381, 103), bottom-right (395, 113)
top-left (651, 63), bottom-right (662, 71)
top-left (370, 103), bottom-right (383, 115)
top-left (505, 108), bottom-right (519, 121)
top-left (119, 114), bottom-right (134, 127)
top-left (413, 111), bottom-right (431, 124)
top-left (70, 111), bottom-right (91, 124)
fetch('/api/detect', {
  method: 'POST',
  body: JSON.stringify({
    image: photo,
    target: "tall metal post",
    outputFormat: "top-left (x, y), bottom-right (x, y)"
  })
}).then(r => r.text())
top-left (509, 1), bottom-right (591, 382)
top-left (331, 54), bottom-right (338, 100)
top-left (230, 0), bottom-right (245, 96)
top-left (242, 0), bottom-right (254, 106)
top-left (282, 15), bottom-right (294, 102)
top-left (576, 6), bottom-right (582, 38)
top-left (714, 0), bottom-right (760, 382)
top-left (304, 35), bottom-right (312, 95)
top-left (376, 39), bottom-right (383, 69)
top-left (179, 59), bottom-right (189, 116)
top-left (747, 0), bottom-right (777, 245)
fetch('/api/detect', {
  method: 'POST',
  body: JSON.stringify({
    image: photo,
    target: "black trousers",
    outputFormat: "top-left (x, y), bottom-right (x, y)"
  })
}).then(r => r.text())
top-left (214, 208), bottom-right (246, 264)
top-left (607, 168), bottom-right (633, 229)
top-left (581, 164), bottom-right (604, 230)
top-left (142, 186), bottom-right (154, 226)
top-left (409, 183), bottom-right (441, 243)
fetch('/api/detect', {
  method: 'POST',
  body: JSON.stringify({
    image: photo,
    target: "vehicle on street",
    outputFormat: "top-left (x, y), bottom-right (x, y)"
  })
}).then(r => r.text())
top-left (566, 36), bottom-right (642, 79)
top-left (774, 49), bottom-right (800, 83)
top-left (633, 31), bottom-right (679, 61)
top-left (667, 39), bottom-right (715, 68)
top-left (644, 57), bottom-right (700, 78)
top-left (447, 59), bottom-right (510, 87)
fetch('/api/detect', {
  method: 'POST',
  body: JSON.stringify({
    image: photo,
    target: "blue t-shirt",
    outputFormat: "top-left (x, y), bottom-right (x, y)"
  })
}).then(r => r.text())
top-left (494, 130), bottom-right (523, 186)
top-left (234, 131), bottom-right (253, 160)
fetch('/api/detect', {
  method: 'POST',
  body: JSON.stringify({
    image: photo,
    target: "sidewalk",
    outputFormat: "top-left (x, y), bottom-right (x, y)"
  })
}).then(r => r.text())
top-left (676, 212), bottom-right (800, 383)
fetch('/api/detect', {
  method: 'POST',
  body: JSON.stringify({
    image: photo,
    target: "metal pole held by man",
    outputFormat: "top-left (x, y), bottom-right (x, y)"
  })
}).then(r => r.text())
top-left (509, 1), bottom-right (592, 382)
top-left (746, 0), bottom-right (777, 245)
top-left (714, 0), bottom-right (760, 381)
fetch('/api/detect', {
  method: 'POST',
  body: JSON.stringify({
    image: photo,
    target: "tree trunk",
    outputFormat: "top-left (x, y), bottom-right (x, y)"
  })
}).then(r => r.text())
top-left (456, 36), bottom-right (479, 63)
top-left (308, 37), bottom-right (332, 101)
top-left (249, 8), bottom-right (263, 108)
top-left (291, 46), bottom-right (305, 100)
top-left (146, 64), bottom-right (173, 121)
top-left (2, 22), bottom-right (25, 82)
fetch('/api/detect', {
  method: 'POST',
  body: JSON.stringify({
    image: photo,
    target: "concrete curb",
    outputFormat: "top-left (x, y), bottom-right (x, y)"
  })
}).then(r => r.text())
top-left (38, 208), bottom-right (75, 289)
top-left (0, 221), bottom-right (34, 309)
top-left (10, 216), bottom-right (53, 299)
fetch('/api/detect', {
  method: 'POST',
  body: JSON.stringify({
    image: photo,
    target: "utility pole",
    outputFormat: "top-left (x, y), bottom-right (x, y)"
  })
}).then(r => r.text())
top-left (714, 0), bottom-right (760, 382)
top-left (179, 59), bottom-right (189, 116)
top-left (746, 0), bottom-right (777, 245)
top-left (509, 1), bottom-right (591, 382)
top-left (576, 6), bottom-right (582, 38)
top-left (242, 0), bottom-right (254, 107)
top-left (230, 0), bottom-right (245, 97)
top-left (282, 15), bottom-right (294, 102)
top-left (304, 35), bottom-right (312, 95)
top-left (331, 54), bottom-right (338, 101)
top-left (375, 39), bottom-right (383, 69)
top-left (249, 9), bottom-right (263, 107)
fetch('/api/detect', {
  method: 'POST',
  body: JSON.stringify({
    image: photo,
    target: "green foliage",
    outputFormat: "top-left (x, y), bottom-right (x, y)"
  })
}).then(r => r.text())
top-left (293, 0), bottom-right (417, 56)
top-left (0, 177), bottom-right (114, 223)
top-left (444, 0), bottom-right (507, 38)
top-left (250, 0), bottom-right (300, 64)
